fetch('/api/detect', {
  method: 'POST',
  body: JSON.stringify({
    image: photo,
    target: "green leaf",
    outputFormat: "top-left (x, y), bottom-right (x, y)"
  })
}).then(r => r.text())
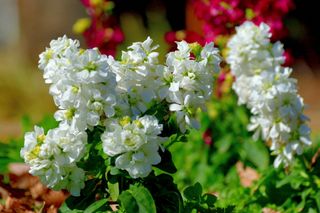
top-left (223, 205), bottom-right (236, 213)
top-left (308, 208), bottom-right (318, 213)
top-left (84, 199), bottom-right (108, 213)
top-left (183, 182), bottom-right (202, 202)
top-left (119, 191), bottom-right (139, 213)
top-left (37, 115), bottom-right (59, 132)
top-left (119, 184), bottom-right (156, 213)
top-left (130, 184), bottom-right (157, 213)
top-left (202, 193), bottom-right (217, 207)
top-left (314, 190), bottom-right (320, 212)
top-left (154, 149), bottom-right (177, 174)
top-left (144, 174), bottom-right (183, 213)
top-left (177, 134), bottom-right (188, 143)
top-left (276, 174), bottom-right (295, 188)
top-left (243, 139), bottom-right (269, 170)
top-left (59, 202), bottom-right (83, 213)
top-left (297, 187), bottom-right (312, 210)
top-left (110, 167), bottom-right (122, 176)
top-left (0, 139), bottom-right (24, 173)
top-left (108, 181), bottom-right (119, 201)
top-left (64, 179), bottom-right (99, 210)
top-left (216, 135), bottom-right (233, 153)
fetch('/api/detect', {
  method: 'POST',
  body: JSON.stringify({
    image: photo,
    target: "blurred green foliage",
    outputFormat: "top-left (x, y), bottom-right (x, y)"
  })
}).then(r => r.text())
top-left (0, 115), bottom-right (58, 173)
top-left (170, 92), bottom-right (270, 192)
top-left (1, 92), bottom-right (320, 212)
top-left (170, 91), bottom-right (320, 212)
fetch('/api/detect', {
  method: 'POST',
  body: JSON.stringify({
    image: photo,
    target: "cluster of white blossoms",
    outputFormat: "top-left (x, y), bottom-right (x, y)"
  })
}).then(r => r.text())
top-left (165, 41), bottom-right (221, 132)
top-left (107, 37), bottom-right (166, 116)
top-left (39, 36), bottom-right (117, 131)
top-left (101, 115), bottom-right (165, 178)
top-left (20, 124), bottom-right (87, 196)
top-left (227, 21), bottom-right (312, 167)
top-left (21, 36), bottom-right (222, 195)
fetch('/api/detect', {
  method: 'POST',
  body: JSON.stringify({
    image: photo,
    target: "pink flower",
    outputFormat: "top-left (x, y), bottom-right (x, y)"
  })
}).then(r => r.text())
top-left (202, 129), bottom-right (213, 146)
top-left (283, 50), bottom-right (294, 67)
top-left (189, 0), bottom-right (293, 42)
top-left (79, 0), bottom-right (124, 56)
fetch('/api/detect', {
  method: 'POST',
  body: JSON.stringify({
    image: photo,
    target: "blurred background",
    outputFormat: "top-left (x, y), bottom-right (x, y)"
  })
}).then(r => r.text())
top-left (0, 0), bottom-right (320, 141)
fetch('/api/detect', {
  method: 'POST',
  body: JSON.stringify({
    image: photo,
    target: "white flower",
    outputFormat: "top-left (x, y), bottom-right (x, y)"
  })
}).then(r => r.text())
top-left (115, 142), bottom-right (161, 178)
top-left (169, 92), bottom-right (201, 133)
top-left (20, 126), bottom-right (45, 163)
top-left (101, 115), bottom-right (165, 178)
top-left (227, 21), bottom-right (284, 77)
top-left (165, 41), bottom-right (221, 132)
top-left (38, 36), bottom-right (118, 131)
top-left (108, 37), bottom-right (166, 116)
top-left (46, 123), bottom-right (87, 164)
top-left (21, 124), bottom-right (87, 196)
top-left (102, 118), bottom-right (145, 156)
top-left (227, 21), bottom-right (312, 167)
top-left (166, 41), bottom-right (190, 67)
top-left (232, 75), bottom-right (253, 105)
top-left (39, 35), bottom-right (80, 70)
top-left (53, 166), bottom-right (86, 196)
top-left (125, 37), bottom-right (159, 64)
top-left (139, 115), bottom-right (163, 136)
top-left (200, 42), bottom-right (221, 72)
top-left (72, 48), bottom-right (114, 84)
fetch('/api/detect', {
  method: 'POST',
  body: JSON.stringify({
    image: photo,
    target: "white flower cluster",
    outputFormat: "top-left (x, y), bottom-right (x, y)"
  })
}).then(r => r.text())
top-left (227, 21), bottom-right (312, 167)
top-left (101, 115), bottom-right (165, 178)
top-left (166, 41), bottom-right (221, 132)
top-left (21, 36), bottom-right (221, 195)
top-left (108, 37), bottom-right (221, 133)
top-left (39, 36), bottom-right (117, 131)
top-left (107, 37), bottom-right (166, 116)
top-left (20, 124), bottom-right (86, 196)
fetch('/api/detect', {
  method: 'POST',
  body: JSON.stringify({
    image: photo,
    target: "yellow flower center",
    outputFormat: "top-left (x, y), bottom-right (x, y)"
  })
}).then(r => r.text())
top-left (124, 138), bottom-right (136, 147)
top-left (36, 134), bottom-right (46, 144)
top-left (119, 116), bottom-right (131, 127)
top-left (65, 108), bottom-right (76, 120)
top-left (26, 145), bottom-right (41, 161)
top-left (133, 120), bottom-right (144, 128)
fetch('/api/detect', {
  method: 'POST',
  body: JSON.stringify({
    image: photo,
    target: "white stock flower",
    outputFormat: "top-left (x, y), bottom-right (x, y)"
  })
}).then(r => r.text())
top-left (115, 142), bottom-right (161, 178)
top-left (20, 126), bottom-right (45, 162)
top-left (72, 48), bottom-right (114, 84)
top-left (31, 36), bottom-right (223, 192)
top-left (126, 37), bottom-right (160, 64)
top-left (227, 21), bottom-right (284, 77)
top-left (200, 42), bottom-right (222, 72)
top-left (108, 37), bottom-right (166, 116)
top-left (166, 41), bottom-right (190, 66)
top-left (169, 92), bottom-right (201, 133)
top-left (101, 115), bottom-right (165, 178)
top-left (38, 36), bottom-right (118, 131)
top-left (227, 21), bottom-right (312, 167)
top-left (21, 124), bottom-right (87, 196)
top-left (166, 41), bottom-right (221, 132)
top-left (39, 35), bottom-right (80, 71)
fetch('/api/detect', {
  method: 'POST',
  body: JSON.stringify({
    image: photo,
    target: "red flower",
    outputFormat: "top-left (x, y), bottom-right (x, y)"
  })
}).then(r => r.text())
top-left (189, 0), bottom-right (293, 42)
top-left (78, 0), bottom-right (124, 56)
top-left (202, 128), bottom-right (213, 146)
